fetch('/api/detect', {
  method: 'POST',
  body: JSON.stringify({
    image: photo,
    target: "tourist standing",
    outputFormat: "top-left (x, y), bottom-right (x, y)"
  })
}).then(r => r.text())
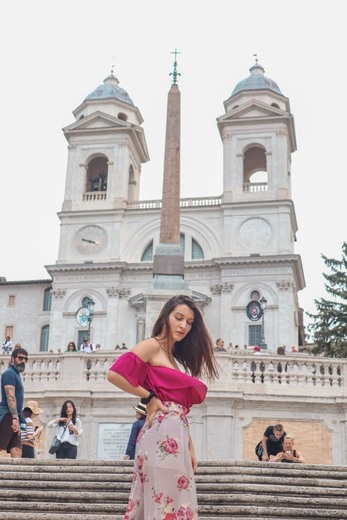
top-left (107, 294), bottom-right (218, 519)
top-left (0, 347), bottom-right (29, 457)
top-left (48, 400), bottom-right (83, 459)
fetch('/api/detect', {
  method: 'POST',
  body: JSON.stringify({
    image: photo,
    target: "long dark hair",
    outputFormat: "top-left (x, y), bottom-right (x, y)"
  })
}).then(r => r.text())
top-left (152, 294), bottom-right (218, 381)
top-left (59, 400), bottom-right (77, 426)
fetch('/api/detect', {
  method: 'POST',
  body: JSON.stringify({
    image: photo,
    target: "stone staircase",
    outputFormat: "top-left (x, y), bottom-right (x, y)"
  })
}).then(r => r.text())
top-left (1, 458), bottom-right (347, 519)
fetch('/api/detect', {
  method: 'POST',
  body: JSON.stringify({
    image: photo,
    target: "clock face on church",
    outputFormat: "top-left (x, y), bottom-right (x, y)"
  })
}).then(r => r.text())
top-left (74, 225), bottom-right (107, 255)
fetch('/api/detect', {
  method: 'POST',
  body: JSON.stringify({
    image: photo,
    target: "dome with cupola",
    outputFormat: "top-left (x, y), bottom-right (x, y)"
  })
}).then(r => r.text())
top-left (84, 72), bottom-right (134, 105)
top-left (232, 60), bottom-right (283, 96)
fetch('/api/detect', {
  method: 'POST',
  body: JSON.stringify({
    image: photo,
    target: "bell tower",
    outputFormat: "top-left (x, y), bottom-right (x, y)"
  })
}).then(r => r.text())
top-left (56, 71), bottom-right (149, 265)
top-left (216, 59), bottom-right (305, 349)
top-left (217, 59), bottom-right (298, 257)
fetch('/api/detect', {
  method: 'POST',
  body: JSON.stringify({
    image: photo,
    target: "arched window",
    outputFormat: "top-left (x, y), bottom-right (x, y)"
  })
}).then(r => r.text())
top-left (192, 238), bottom-right (204, 259)
top-left (43, 288), bottom-right (52, 311)
top-left (86, 156), bottom-right (108, 192)
top-left (140, 235), bottom-right (204, 261)
top-left (243, 146), bottom-right (268, 192)
top-left (141, 242), bottom-right (153, 261)
top-left (40, 325), bottom-right (50, 352)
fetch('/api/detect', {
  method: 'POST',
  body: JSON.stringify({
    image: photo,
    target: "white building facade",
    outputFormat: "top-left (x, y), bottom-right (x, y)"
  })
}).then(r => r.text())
top-left (3, 63), bottom-right (347, 467)
top-left (1, 61), bottom-right (305, 353)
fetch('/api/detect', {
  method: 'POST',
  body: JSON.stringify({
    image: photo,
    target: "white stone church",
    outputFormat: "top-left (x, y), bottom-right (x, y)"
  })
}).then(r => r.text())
top-left (2, 61), bottom-right (347, 466)
top-left (0, 60), bottom-right (305, 353)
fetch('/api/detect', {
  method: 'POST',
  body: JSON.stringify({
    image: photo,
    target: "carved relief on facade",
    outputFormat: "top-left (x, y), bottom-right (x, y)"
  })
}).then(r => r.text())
top-left (52, 289), bottom-right (66, 299)
top-left (210, 282), bottom-right (234, 294)
top-left (106, 287), bottom-right (131, 298)
top-left (238, 218), bottom-right (272, 248)
top-left (276, 280), bottom-right (294, 290)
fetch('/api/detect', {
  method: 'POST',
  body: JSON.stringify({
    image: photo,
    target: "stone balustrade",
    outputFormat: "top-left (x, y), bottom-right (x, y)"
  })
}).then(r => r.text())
top-left (1, 351), bottom-right (344, 398)
top-left (127, 195), bottom-right (222, 210)
top-left (1, 351), bottom-right (346, 463)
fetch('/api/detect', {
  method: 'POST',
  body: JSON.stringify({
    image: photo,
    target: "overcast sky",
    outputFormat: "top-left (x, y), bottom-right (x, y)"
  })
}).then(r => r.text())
top-left (1, 1), bottom-right (345, 330)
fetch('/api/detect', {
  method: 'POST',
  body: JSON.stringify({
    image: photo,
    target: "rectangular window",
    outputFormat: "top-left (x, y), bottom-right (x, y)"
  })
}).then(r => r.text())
top-left (249, 325), bottom-right (262, 346)
top-left (8, 295), bottom-right (15, 307)
top-left (5, 326), bottom-right (14, 340)
top-left (40, 325), bottom-right (50, 352)
top-left (43, 288), bottom-right (52, 311)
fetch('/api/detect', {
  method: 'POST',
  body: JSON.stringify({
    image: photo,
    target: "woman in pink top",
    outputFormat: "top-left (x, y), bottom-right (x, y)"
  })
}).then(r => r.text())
top-left (107, 294), bottom-right (218, 520)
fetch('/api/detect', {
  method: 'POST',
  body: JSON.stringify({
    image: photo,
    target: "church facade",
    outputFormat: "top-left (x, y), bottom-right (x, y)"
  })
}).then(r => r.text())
top-left (5, 62), bottom-right (347, 467)
top-left (0, 61), bottom-right (305, 353)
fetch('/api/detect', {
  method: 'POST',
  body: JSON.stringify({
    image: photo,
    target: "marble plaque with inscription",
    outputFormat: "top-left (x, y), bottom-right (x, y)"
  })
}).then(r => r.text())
top-left (97, 423), bottom-right (132, 460)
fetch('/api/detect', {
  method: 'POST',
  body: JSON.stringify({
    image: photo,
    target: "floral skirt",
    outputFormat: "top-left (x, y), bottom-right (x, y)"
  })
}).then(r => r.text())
top-left (124, 402), bottom-right (198, 520)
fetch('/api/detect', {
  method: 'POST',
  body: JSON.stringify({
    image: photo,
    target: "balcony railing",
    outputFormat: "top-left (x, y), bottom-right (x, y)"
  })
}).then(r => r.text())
top-left (243, 182), bottom-right (268, 192)
top-left (1, 351), bottom-right (344, 396)
top-left (127, 196), bottom-right (222, 210)
top-left (83, 192), bottom-right (107, 201)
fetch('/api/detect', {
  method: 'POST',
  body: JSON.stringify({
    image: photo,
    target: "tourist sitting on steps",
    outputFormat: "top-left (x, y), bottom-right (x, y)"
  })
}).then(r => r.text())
top-left (272, 434), bottom-right (305, 463)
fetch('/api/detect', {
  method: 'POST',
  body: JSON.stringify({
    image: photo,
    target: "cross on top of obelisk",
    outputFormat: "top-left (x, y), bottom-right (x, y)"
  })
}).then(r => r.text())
top-left (169, 48), bottom-right (181, 85)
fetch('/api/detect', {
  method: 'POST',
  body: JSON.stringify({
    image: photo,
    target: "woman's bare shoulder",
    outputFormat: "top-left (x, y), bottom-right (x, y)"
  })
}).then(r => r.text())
top-left (132, 337), bottom-right (160, 361)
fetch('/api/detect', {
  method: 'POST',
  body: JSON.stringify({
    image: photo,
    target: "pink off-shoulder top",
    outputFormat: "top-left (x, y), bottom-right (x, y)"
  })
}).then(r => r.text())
top-left (109, 351), bottom-right (207, 411)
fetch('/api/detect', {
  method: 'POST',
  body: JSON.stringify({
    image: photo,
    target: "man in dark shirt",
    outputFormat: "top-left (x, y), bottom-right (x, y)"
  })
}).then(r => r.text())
top-left (260, 424), bottom-right (286, 461)
top-left (124, 403), bottom-right (147, 460)
top-left (0, 347), bottom-right (28, 457)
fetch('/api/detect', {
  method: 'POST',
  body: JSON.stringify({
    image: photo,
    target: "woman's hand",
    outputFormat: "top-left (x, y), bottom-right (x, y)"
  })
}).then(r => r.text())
top-left (273, 451), bottom-right (285, 462)
top-left (68, 423), bottom-right (77, 434)
top-left (146, 397), bottom-right (168, 427)
top-left (188, 437), bottom-right (198, 473)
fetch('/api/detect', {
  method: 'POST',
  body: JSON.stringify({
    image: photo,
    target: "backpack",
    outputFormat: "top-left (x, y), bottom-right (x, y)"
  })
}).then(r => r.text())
top-left (255, 441), bottom-right (263, 460)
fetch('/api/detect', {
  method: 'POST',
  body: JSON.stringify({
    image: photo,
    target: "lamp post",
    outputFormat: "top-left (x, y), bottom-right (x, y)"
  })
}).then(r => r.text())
top-left (259, 296), bottom-right (267, 349)
top-left (85, 298), bottom-right (95, 339)
top-left (75, 298), bottom-right (95, 340)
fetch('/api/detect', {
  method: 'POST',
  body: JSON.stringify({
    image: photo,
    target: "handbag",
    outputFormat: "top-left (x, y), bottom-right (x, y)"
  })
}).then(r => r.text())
top-left (49, 435), bottom-right (61, 454)
top-left (48, 422), bottom-right (69, 454)
top-left (255, 440), bottom-right (264, 460)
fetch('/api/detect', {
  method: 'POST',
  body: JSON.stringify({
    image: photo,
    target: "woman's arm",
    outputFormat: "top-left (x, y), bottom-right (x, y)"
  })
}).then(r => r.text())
top-left (68, 418), bottom-right (83, 436)
top-left (47, 419), bottom-right (61, 428)
top-left (106, 370), bottom-right (151, 400)
top-left (107, 338), bottom-right (157, 398)
top-left (272, 451), bottom-right (285, 462)
top-left (295, 450), bottom-right (305, 463)
top-left (188, 435), bottom-right (198, 473)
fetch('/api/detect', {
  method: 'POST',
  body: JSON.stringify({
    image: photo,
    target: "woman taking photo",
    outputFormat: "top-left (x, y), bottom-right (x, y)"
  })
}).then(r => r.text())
top-left (47, 400), bottom-right (82, 459)
top-left (107, 294), bottom-right (218, 519)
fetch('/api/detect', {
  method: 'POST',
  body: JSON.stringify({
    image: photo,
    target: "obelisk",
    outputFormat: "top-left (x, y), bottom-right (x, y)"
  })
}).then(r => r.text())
top-left (152, 50), bottom-right (187, 290)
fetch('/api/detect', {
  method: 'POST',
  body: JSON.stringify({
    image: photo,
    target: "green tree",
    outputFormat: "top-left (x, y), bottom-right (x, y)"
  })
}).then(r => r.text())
top-left (307, 242), bottom-right (347, 357)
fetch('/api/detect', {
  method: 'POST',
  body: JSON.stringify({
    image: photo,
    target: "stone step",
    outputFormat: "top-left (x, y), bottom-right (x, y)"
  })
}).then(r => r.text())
top-left (1, 481), bottom-right (347, 500)
top-left (1, 459), bottom-right (347, 519)
top-left (1, 505), bottom-right (347, 519)
top-left (1, 491), bottom-right (347, 509)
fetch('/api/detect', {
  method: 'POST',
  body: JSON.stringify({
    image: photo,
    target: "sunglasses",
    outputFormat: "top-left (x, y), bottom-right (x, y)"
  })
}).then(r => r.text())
top-left (17, 355), bottom-right (28, 362)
